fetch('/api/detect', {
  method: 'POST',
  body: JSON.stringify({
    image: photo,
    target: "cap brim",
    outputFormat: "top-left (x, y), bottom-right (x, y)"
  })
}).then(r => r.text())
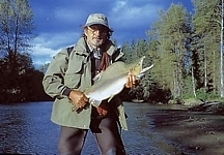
top-left (84, 22), bottom-right (113, 32)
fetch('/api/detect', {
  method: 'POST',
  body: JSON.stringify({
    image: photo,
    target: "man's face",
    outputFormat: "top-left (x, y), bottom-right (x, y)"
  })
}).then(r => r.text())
top-left (84, 24), bottom-right (108, 49)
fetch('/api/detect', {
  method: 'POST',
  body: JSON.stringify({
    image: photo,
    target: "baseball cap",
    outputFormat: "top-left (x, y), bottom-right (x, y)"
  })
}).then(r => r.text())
top-left (84, 13), bottom-right (113, 32)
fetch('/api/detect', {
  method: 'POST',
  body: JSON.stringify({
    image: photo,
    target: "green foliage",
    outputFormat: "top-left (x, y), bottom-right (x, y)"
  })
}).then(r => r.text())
top-left (121, 39), bottom-right (154, 101)
top-left (38, 63), bottom-right (50, 73)
top-left (143, 0), bottom-right (224, 101)
top-left (192, 0), bottom-right (222, 94)
top-left (181, 76), bottom-right (196, 99)
top-left (1, 0), bottom-right (224, 104)
top-left (121, 42), bottom-right (132, 63)
top-left (0, 0), bottom-right (35, 55)
top-left (195, 89), bottom-right (220, 101)
top-left (129, 74), bottom-right (154, 101)
top-left (0, 53), bottom-right (51, 103)
top-left (0, 0), bottom-right (50, 104)
top-left (147, 4), bottom-right (191, 99)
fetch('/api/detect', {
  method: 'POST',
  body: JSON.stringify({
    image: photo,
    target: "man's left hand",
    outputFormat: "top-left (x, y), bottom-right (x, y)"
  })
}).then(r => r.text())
top-left (96, 102), bottom-right (108, 116)
top-left (125, 71), bottom-right (137, 88)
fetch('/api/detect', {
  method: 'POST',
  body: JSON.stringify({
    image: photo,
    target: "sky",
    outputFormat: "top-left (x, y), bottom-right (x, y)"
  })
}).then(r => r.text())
top-left (29, 0), bottom-right (193, 67)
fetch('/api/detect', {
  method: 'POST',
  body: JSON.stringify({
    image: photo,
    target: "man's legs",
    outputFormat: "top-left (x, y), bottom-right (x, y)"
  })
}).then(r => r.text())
top-left (58, 126), bottom-right (88, 155)
top-left (90, 117), bottom-right (126, 155)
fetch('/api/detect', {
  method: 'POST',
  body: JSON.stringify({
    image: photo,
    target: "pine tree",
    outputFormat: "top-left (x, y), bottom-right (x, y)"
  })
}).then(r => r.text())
top-left (147, 3), bottom-right (191, 99)
top-left (192, 0), bottom-right (222, 97)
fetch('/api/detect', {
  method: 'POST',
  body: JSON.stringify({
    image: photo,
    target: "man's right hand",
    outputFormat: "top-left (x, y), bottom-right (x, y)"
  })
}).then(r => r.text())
top-left (68, 90), bottom-right (88, 109)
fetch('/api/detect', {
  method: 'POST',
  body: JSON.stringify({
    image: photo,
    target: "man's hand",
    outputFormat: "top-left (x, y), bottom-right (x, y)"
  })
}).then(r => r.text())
top-left (125, 71), bottom-right (137, 88)
top-left (96, 102), bottom-right (108, 116)
top-left (68, 90), bottom-right (88, 109)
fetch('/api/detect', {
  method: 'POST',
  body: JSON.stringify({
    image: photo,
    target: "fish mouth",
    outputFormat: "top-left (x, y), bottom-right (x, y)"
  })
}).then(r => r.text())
top-left (140, 56), bottom-right (145, 66)
top-left (131, 56), bottom-right (145, 75)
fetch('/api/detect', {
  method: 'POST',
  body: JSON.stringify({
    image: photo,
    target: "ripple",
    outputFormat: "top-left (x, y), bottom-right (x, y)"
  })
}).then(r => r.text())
top-left (0, 102), bottom-right (174, 154)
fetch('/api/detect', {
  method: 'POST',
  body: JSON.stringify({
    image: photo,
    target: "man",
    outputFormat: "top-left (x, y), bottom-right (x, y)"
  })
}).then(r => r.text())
top-left (42, 13), bottom-right (136, 155)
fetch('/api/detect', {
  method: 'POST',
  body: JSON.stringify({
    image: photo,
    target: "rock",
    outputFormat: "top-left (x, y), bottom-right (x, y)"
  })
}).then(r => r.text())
top-left (168, 99), bottom-right (185, 105)
top-left (188, 101), bottom-right (224, 114)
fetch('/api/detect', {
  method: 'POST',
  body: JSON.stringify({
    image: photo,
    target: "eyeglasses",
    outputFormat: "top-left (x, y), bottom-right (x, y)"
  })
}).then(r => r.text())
top-left (87, 26), bottom-right (108, 35)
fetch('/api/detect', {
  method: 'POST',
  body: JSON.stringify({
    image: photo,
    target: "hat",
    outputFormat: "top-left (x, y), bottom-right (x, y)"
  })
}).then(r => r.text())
top-left (84, 13), bottom-right (113, 31)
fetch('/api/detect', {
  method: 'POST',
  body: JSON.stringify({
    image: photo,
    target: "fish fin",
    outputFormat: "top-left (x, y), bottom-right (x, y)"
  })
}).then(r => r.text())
top-left (136, 64), bottom-right (154, 79)
top-left (140, 64), bottom-right (154, 74)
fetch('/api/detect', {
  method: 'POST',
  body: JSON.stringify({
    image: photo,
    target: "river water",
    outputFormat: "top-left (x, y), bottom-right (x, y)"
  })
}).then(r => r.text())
top-left (0, 101), bottom-right (182, 155)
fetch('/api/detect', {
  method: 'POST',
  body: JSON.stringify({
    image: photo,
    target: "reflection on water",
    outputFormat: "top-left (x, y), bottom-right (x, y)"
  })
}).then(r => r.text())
top-left (0, 102), bottom-right (59, 154)
top-left (0, 102), bottom-right (174, 155)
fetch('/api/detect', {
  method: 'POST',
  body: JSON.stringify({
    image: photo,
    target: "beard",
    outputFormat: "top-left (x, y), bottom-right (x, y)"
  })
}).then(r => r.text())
top-left (88, 37), bottom-right (105, 48)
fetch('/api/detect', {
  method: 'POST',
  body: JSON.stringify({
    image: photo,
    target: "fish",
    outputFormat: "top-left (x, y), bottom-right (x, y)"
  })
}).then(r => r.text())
top-left (72, 56), bottom-right (154, 112)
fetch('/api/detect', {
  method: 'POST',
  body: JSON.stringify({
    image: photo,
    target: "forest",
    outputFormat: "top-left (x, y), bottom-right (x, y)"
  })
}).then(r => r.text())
top-left (121, 0), bottom-right (224, 103)
top-left (0, 0), bottom-right (224, 104)
top-left (0, 0), bottom-right (51, 103)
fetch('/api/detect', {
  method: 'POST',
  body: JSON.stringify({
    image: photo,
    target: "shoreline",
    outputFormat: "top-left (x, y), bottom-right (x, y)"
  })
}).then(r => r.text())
top-left (147, 105), bottom-right (224, 155)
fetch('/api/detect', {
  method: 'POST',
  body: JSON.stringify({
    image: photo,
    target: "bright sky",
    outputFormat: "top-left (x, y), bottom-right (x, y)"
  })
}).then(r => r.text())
top-left (29, 0), bottom-right (193, 67)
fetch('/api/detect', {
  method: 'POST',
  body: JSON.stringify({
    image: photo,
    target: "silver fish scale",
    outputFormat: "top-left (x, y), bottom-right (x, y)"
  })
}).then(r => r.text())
top-left (84, 56), bottom-right (153, 107)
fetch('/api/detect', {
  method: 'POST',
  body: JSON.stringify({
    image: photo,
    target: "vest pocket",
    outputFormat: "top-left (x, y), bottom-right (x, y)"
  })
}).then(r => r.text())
top-left (64, 58), bottom-right (84, 89)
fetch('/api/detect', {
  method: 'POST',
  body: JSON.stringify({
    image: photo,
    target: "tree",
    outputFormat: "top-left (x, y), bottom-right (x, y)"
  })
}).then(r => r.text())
top-left (221, 0), bottom-right (224, 97)
top-left (121, 42), bottom-right (132, 63)
top-left (121, 39), bottom-right (155, 101)
top-left (147, 3), bottom-right (191, 99)
top-left (0, 0), bottom-right (37, 103)
top-left (0, 0), bottom-right (35, 56)
top-left (39, 63), bottom-right (50, 73)
top-left (192, 0), bottom-right (223, 97)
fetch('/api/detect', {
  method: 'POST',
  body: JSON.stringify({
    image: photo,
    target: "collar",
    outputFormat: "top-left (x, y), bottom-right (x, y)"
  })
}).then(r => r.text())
top-left (86, 42), bottom-right (101, 53)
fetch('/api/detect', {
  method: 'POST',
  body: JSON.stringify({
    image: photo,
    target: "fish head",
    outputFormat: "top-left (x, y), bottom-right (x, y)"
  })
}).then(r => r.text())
top-left (129, 56), bottom-right (145, 75)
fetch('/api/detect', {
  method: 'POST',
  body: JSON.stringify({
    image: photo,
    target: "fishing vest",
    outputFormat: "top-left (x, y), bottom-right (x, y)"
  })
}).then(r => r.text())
top-left (66, 45), bottom-right (109, 83)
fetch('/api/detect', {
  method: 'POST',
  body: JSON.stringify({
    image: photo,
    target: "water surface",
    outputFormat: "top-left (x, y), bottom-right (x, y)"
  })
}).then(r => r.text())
top-left (0, 102), bottom-right (178, 155)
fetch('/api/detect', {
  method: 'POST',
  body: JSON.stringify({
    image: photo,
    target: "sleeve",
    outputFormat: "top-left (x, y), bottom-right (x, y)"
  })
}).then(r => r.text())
top-left (42, 48), bottom-right (72, 99)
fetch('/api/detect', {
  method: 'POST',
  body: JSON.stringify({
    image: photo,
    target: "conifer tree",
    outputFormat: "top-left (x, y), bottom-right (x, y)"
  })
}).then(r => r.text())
top-left (147, 3), bottom-right (191, 99)
top-left (192, 0), bottom-right (222, 96)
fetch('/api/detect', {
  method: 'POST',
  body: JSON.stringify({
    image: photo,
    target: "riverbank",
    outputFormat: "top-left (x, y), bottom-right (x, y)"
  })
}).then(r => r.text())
top-left (147, 104), bottom-right (224, 155)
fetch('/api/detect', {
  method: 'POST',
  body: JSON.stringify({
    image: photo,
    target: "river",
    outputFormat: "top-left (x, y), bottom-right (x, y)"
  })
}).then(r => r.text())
top-left (0, 101), bottom-right (191, 155)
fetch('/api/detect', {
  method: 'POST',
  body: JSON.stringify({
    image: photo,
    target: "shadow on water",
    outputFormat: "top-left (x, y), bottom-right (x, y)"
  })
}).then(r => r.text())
top-left (1, 102), bottom-right (223, 155)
